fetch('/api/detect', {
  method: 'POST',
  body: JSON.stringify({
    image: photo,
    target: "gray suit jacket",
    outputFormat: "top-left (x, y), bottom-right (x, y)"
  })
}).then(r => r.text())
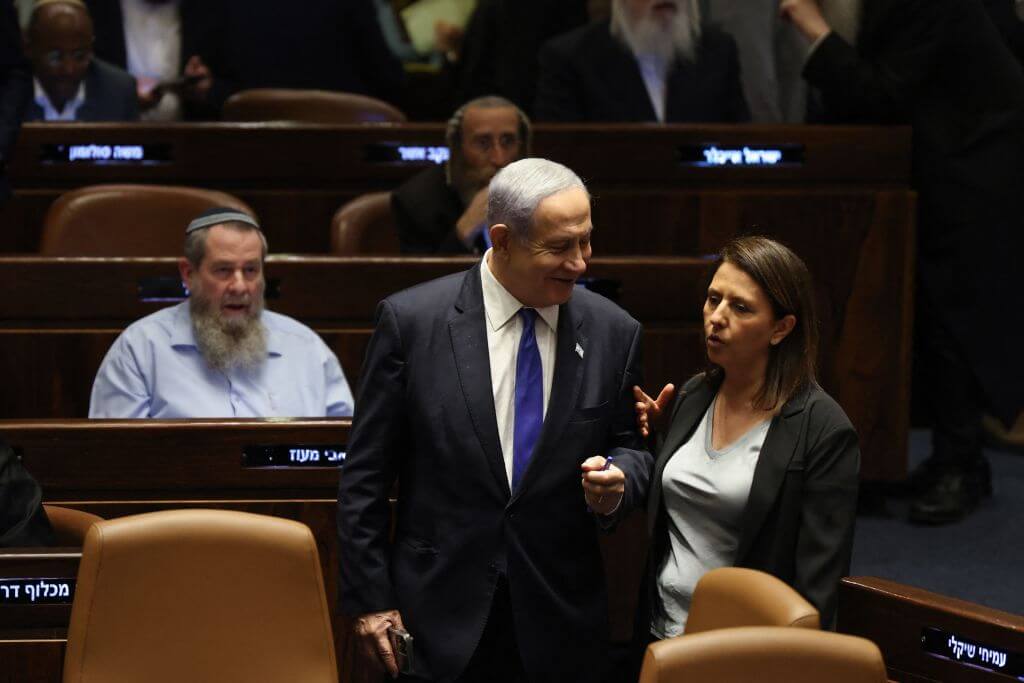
top-left (337, 262), bottom-right (652, 681)
top-left (25, 58), bottom-right (138, 122)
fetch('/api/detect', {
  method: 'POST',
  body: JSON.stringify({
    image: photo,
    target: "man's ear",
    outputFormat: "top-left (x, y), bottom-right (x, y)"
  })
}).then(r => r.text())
top-left (178, 257), bottom-right (193, 290)
top-left (770, 314), bottom-right (797, 346)
top-left (490, 224), bottom-right (511, 257)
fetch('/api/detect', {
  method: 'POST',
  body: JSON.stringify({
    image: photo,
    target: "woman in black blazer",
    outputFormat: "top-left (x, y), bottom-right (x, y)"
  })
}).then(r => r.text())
top-left (634, 236), bottom-right (859, 639)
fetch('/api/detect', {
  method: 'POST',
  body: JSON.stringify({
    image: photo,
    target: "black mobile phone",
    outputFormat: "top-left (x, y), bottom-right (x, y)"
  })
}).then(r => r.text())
top-left (387, 625), bottom-right (414, 675)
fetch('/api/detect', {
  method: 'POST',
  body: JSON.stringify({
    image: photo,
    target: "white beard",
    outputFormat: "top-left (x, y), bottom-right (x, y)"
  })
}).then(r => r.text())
top-left (189, 282), bottom-right (268, 373)
top-left (819, 0), bottom-right (862, 46)
top-left (611, 0), bottom-right (701, 65)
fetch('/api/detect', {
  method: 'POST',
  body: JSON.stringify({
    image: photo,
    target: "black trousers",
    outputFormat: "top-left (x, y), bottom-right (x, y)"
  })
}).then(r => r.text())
top-left (400, 576), bottom-right (527, 683)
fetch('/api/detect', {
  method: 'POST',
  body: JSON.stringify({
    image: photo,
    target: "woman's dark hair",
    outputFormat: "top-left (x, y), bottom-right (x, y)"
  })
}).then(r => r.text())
top-left (706, 235), bottom-right (819, 410)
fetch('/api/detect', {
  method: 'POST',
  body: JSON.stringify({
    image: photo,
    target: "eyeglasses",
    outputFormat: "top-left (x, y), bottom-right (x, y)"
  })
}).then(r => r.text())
top-left (42, 48), bottom-right (92, 68)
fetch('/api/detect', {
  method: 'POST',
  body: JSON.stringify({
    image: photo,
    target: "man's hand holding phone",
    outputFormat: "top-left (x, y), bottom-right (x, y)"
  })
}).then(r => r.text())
top-left (354, 609), bottom-right (409, 678)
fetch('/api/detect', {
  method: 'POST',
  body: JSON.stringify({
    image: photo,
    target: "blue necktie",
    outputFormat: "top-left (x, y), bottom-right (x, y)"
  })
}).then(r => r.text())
top-left (513, 308), bottom-right (543, 492)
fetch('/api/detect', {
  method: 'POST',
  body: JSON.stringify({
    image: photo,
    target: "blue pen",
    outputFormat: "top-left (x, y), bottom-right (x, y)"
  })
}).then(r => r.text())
top-left (602, 456), bottom-right (615, 471)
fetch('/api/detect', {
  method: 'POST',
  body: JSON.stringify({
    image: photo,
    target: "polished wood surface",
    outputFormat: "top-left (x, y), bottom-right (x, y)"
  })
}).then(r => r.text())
top-left (0, 123), bottom-right (911, 254)
top-left (838, 577), bottom-right (1024, 683)
top-left (0, 247), bottom-right (912, 480)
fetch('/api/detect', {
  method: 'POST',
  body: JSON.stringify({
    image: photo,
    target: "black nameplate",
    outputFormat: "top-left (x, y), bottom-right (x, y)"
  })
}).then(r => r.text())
top-left (921, 626), bottom-right (1022, 678)
top-left (0, 578), bottom-right (75, 605)
top-left (363, 142), bottom-right (449, 166)
top-left (678, 143), bottom-right (804, 168)
top-left (39, 143), bottom-right (173, 165)
top-left (137, 276), bottom-right (281, 302)
top-left (242, 444), bottom-right (346, 468)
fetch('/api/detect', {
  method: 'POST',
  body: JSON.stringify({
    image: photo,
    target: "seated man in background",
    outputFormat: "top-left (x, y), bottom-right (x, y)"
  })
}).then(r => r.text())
top-left (23, 0), bottom-right (138, 121)
top-left (534, 0), bottom-right (748, 122)
top-left (89, 208), bottom-right (354, 418)
top-left (392, 95), bottom-right (530, 253)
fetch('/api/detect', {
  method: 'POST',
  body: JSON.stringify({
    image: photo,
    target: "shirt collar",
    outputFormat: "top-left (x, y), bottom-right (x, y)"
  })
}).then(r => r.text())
top-left (33, 77), bottom-right (86, 120)
top-left (169, 300), bottom-right (282, 357)
top-left (480, 249), bottom-right (559, 333)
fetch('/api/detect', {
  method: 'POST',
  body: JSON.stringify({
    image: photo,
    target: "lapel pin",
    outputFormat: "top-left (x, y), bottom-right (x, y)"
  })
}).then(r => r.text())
top-left (575, 342), bottom-right (584, 358)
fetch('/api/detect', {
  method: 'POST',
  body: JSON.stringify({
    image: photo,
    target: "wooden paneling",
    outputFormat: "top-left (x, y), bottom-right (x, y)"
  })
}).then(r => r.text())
top-left (0, 123), bottom-right (911, 254)
top-left (838, 577), bottom-right (1024, 683)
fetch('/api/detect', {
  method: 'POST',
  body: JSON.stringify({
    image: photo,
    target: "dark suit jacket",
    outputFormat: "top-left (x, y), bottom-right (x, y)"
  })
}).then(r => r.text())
top-left (455, 0), bottom-right (589, 114)
top-left (534, 20), bottom-right (749, 122)
top-left (196, 0), bottom-right (406, 112)
top-left (803, 0), bottom-right (1024, 424)
top-left (25, 58), bottom-right (139, 122)
top-left (644, 373), bottom-right (859, 629)
top-left (337, 263), bottom-right (652, 682)
top-left (391, 164), bottom-right (472, 255)
top-left (0, 1), bottom-right (30, 201)
top-left (85, 0), bottom-right (212, 119)
top-left (1, 438), bottom-right (54, 547)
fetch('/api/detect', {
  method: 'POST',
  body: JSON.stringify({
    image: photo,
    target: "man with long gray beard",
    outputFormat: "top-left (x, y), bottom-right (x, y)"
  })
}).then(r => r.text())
top-left (534, 0), bottom-right (748, 122)
top-left (89, 208), bottom-right (354, 418)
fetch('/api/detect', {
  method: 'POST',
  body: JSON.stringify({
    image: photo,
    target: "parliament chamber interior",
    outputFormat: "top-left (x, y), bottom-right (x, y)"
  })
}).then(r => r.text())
top-left (1, 0), bottom-right (1023, 681)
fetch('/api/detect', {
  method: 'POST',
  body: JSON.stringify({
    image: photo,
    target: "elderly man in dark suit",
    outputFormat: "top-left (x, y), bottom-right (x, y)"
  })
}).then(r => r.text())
top-left (535, 0), bottom-right (749, 122)
top-left (391, 95), bottom-right (530, 255)
top-left (23, 0), bottom-right (138, 122)
top-left (782, 0), bottom-right (1024, 523)
top-left (338, 158), bottom-right (652, 682)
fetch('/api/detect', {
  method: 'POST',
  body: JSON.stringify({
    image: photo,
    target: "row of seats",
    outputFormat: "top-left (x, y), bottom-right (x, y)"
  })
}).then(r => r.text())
top-left (45, 506), bottom-right (885, 682)
top-left (37, 184), bottom-right (395, 256)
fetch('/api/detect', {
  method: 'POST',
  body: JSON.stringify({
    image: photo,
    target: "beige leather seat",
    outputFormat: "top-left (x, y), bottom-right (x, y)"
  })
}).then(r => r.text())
top-left (42, 505), bottom-right (103, 546)
top-left (40, 184), bottom-right (256, 256)
top-left (329, 192), bottom-right (400, 254)
top-left (685, 567), bottom-right (820, 634)
top-left (638, 626), bottom-right (887, 683)
top-left (223, 88), bottom-right (407, 124)
top-left (63, 509), bottom-right (337, 683)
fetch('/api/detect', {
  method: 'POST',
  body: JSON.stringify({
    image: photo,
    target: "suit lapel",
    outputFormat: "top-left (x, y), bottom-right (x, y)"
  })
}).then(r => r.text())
top-left (508, 297), bottom-right (585, 504)
top-left (595, 29), bottom-right (658, 121)
top-left (734, 389), bottom-right (809, 563)
top-left (448, 265), bottom-right (509, 498)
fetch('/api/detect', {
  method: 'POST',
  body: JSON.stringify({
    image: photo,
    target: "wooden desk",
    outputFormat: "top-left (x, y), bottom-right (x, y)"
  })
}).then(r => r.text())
top-left (0, 418), bottom-right (644, 682)
top-left (838, 577), bottom-right (1024, 682)
top-left (0, 251), bottom-right (912, 480)
top-left (0, 123), bottom-right (912, 254)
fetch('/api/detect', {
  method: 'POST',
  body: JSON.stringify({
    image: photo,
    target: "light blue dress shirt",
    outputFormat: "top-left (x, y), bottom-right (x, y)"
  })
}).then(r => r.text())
top-left (89, 301), bottom-right (354, 418)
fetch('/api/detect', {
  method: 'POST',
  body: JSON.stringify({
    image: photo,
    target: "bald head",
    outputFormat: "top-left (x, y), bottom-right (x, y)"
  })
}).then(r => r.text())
top-left (26, 0), bottom-right (94, 112)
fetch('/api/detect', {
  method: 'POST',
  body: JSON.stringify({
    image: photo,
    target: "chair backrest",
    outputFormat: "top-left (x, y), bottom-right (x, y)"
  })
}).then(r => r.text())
top-left (63, 509), bottom-right (337, 683)
top-left (638, 626), bottom-right (888, 683)
top-left (40, 184), bottom-right (256, 256)
top-left (329, 191), bottom-right (401, 254)
top-left (684, 567), bottom-right (820, 634)
top-left (42, 505), bottom-right (103, 546)
top-left (222, 89), bottom-right (407, 124)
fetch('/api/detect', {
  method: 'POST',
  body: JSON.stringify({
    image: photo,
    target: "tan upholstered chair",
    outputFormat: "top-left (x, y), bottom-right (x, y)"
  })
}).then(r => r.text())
top-left (638, 626), bottom-right (887, 683)
top-left (39, 184), bottom-right (256, 256)
top-left (329, 191), bottom-right (400, 254)
top-left (222, 89), bottom-right (407, 124)
top-left (684, 567), bottom-right (820, 634)
top-left (63, 509), bottom-right (337, 683)
top-left (42, 505), bottom-right (102, 546)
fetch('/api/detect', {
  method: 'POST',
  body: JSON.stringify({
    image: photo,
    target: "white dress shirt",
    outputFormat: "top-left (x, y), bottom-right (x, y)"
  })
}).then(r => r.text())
top-left (33, 78), bottom-right (86, 120)
top-left (481, 251), bottom-right (558, 486)
top-left (121, 0), bottom-right (183, 121)
top-left (635, 53), bottom-right (669, 123)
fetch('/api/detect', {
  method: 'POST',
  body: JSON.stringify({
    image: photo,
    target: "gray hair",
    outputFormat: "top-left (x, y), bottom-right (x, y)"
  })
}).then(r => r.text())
top-left (445, 95), bottom-right (532, 156)
top-left (487, 158), bottom-right (589, 241)
top-left (184, 222), bottom-right (268, 267)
